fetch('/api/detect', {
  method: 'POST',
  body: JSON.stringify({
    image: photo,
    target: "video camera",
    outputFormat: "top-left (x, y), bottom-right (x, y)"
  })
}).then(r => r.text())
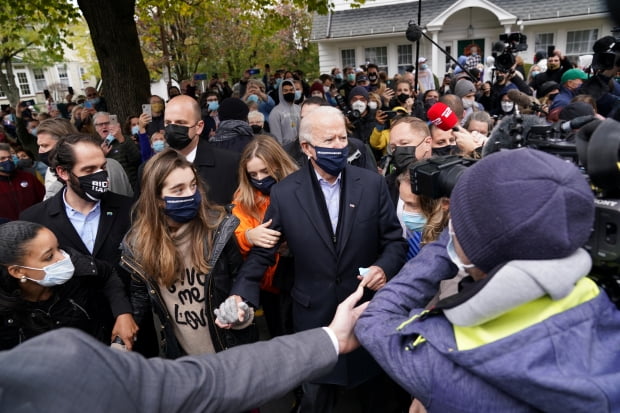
top-left (483, 114), bottom-right (620, 305)
top-left (492, 32), bottom-right (528, 73)
top-left (409, 155), bottom-right (476, 199)
top-left (591, 27), bottom-right (620, 72)
top-left (334, 93), bottom-right (362, 122)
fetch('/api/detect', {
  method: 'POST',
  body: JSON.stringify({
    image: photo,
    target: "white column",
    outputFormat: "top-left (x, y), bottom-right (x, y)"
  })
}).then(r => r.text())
top-left (504, 24), bottom-right (512, 34)
top-left (431, 30), bottom-right (440, 79)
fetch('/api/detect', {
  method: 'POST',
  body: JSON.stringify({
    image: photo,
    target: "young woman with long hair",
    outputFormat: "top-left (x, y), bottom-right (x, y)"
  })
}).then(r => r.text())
top-left (232, 135), bottom-right (298, 337)
top-left (121, 148), bottom-right (255, 358)
top-left (0, 220), bottom-right (137, 350)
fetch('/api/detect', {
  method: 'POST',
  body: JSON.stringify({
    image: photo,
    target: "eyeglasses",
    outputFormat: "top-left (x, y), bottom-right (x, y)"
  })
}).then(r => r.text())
top-left (94, 121), bottom-right (110, 128)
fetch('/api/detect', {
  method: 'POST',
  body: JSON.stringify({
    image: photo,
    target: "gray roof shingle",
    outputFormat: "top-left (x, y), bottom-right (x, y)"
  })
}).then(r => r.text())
top-left (312, 0), bottom-right (608, 40)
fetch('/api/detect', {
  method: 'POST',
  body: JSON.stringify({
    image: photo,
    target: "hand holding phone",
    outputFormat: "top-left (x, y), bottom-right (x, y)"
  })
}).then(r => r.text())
top-left (109, 114), bottom-right (118, 125)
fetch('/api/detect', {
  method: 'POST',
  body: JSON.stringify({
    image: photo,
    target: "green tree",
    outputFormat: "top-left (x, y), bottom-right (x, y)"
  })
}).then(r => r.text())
top-left (0, 0), bottom-right (79, 107)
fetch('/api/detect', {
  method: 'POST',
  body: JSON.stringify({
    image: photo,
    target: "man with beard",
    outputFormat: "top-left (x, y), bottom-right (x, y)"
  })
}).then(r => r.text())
top-left (530, 51), bottom-right (572, 93)
top-left (20, 134), bottom-right (135, 348)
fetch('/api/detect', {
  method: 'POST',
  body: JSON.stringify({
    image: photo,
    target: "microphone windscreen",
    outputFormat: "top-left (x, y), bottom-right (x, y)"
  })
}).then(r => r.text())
top-left (406, 22), bottom-right (423, 42)
top-left (427, 102), bottom-right (458, 131)
top-left (506, 89), bottom-right (534, 108)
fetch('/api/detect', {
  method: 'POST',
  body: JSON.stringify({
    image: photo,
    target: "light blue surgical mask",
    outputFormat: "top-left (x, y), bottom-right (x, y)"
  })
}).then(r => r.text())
top-left (247, 94), bottom-right (259, 103)
top-left (401, 211), bottom-right (426, 232)
top-left (208, 101), bottom-right (219, 112)
top-left (30, 127), bottom-right (38, 136)
top-left (18, 250), bottom-right (75, 287)
top-left (446, 221), bottom-right (476, 273)
top-left (131, 125), bottom-right (140, 135)
top-left (152, 140), bottom-right (166, 153)
top-left (294, 91), bottom-right (302, 101)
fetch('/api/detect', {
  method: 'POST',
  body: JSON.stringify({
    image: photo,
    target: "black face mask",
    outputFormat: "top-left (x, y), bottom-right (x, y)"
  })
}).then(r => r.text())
top-left (39, 151), bottom-right (50, 166)
top-left (165, 124), bottom-right (193, 150)
top-left (432, 145), bottom-right (457, 157)
top-left (283, 92), bottom-right (295, 103)
top-left (368, 73), bottom-right (378, 82)
top-left (70, 170), bottom-right (109, 202)
top-left (392, 146), bottom-right (416, 171)
top-left (17, 158), bottom-right (33, 168)
top-left (397, 93), bottom-right (410, 103)
top-left (251, 125), bottom-right (262, 134)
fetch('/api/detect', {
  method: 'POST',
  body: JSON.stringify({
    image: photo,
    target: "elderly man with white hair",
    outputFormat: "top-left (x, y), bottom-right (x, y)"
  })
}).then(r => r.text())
top-left (224, 106), bottom-right (407, 413)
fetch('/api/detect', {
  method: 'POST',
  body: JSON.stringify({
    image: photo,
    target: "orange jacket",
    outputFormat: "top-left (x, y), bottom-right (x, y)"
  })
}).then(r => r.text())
top-left (232, 190), bottom-right (280, 294)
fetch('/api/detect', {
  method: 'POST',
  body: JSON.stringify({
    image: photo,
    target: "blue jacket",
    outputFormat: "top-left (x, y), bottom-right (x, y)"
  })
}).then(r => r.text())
top-left (356, 231), bottom-right (620, 412)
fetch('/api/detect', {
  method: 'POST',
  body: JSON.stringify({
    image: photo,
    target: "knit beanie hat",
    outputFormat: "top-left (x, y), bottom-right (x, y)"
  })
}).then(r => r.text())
top-left (450, 148), bottom-right (594, 273)
top-left (348, 86), bottom-right (369, 103)
top-left (310, 81), bottom-right (324, 96)
top-left (454, 79), bottom-right (476, 98)
top-left (218, 98), bottom-right (249, 121)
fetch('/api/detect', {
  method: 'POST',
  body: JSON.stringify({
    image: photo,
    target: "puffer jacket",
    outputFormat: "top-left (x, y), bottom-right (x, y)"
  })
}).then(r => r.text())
top-left (121, 212), bottom-right (257, 359)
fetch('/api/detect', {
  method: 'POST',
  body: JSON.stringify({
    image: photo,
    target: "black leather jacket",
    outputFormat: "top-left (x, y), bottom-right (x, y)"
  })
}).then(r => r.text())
top-left (121, 213), bottom-right (257, 358)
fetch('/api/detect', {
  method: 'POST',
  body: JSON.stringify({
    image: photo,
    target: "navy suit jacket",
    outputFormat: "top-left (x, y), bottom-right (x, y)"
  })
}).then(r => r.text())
top-left (20, 189), bottom-right (133, 275)
top-left (232, 163), bottom-right (407, 385)
top-left (194, 139), bottom-right (240, 206)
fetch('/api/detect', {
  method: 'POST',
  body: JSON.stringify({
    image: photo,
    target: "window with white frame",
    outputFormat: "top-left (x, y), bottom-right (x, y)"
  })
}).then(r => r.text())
top-left (397, 44), bottom-right (413, 74)
top-left (16, 72), bottom-right (31, 96)
top-left (57, 65), bottom-right (69, 88)
top-left (566, 29), bottom-right (598, 56)
top-left (364, 47), bottom-right (387, 72)
top-left (341, 49), bottom-right (356, 69)
top-left (32, 69), bottom-right (47, 92)
top-left (535, 33), bottom-right (554, 54)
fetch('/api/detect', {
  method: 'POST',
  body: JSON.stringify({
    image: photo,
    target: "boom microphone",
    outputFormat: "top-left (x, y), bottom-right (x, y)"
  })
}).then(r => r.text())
top-left (560, 115), bottom-right (596, 133)
top-left (506, 89), bottom-right (547, 114)
top-left (406, 21), bottom-right (423, 42)
top-left (427, 102), bottom-right (459, 131)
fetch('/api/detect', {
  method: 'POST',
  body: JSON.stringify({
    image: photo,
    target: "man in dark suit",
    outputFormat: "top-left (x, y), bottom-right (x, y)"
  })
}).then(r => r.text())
top-left (20, 134), bottom-right (133, 272)
top-left (19, 133), bottom-right (140, 349)
top-left (0, 285), bottom-right (367, 413)
top-left (164, 95), bottom-right (239, 205)
top-left (226, 106), bottom-right (408, 412)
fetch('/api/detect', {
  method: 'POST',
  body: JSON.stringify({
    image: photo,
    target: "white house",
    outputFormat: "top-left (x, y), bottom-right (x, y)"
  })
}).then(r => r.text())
top-left (311, 0), bottom-right (613, 77)
top-left (0, 46), bottom-right (97, 108)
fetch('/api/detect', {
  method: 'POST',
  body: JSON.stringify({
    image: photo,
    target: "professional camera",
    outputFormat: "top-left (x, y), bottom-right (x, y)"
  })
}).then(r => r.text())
top-left (409, 155), bottom-right (476, 199)
top-left (483, 114), bottom-right (620, 306)
top-left (591, 28), bottom-right (620, 72)
top-left (492, 32), bottom-right (528, 73)
top-left (334, 93), bottom-right (362, 122)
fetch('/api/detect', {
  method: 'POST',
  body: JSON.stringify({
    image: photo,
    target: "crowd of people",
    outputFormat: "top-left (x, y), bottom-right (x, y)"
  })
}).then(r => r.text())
top-left (1, 30), bottom-right (620, 413)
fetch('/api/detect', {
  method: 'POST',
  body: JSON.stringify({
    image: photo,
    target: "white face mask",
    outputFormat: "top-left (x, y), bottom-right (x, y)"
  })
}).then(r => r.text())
top-left (323, 86), bottom-right (330, 93)
top-left (351, 101), bottom-right (367, 113)
top-left (446, 221), bottom-right (476, 273)
top-left (462, 97), bottom-right (475, 109)
top-left (501, 101), bottom-right (514, 113)
top-left (18, 250), bottom-right (75, 287)
top-left (368, 101), bottom-right (378, 110)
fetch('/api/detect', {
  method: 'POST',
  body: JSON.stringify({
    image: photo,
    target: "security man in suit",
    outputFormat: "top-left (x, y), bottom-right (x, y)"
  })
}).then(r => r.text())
top-left (224, 106), bottom-right (408, 412)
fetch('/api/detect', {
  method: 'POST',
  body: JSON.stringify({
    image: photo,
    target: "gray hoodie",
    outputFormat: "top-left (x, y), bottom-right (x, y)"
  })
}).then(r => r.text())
top-left (268, 79), bottom-right (301, 146)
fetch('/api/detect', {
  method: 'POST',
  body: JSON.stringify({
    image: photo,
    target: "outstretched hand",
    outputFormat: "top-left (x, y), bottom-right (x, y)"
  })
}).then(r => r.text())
top-left (328, 284), bottom-right (369, 354)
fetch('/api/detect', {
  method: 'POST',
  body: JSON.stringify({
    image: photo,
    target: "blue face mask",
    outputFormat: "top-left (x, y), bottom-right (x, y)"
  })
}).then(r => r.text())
top-left (131, 125), bottom-right (140, 135)
top-left (18, 249), bottom-right (75, 287)
top-left (347, 73), bottom-right (356, 82)
top-left (312, 145), bottom-right (349, 177)
top-left (208, 101), bottom-right (219, 112)
top-left (152, 140), bottom-right (166, 153)
top-left (247, 94), bottom-right (259, 103)
top-left (401, 211), bottom-right (427, 232)
top-left (0, 159), bottom-right (16, 173)
top-left (12, 155), bottom-right (19, 165)
top-left (30, 127), bottom-right (38, 136)
top-left (294, 91), bottom-right (302, 101)
top-left (250, 176), bottom-right (277, 195)
top-left (163, 190), bottom-right (202, 223)
top-left (89, 97), bottom-right (101, 106)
